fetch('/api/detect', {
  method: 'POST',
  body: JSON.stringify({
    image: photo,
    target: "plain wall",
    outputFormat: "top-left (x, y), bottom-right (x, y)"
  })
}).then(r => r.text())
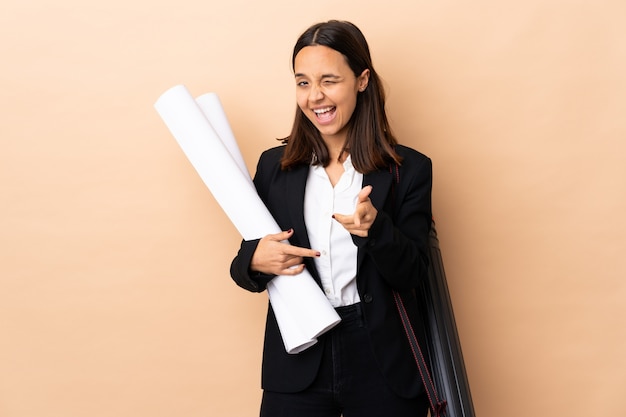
top-left (1, 1), bottom-right (625, 416)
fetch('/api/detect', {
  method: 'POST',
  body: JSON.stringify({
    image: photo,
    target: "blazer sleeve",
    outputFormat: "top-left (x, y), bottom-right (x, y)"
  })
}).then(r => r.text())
top-left (353, 151), bottom-right (433, 290)
top-left (230, 238), bottom-right (275, 292)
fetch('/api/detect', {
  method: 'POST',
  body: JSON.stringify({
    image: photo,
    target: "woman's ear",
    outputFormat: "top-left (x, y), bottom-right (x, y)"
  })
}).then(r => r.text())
top-left (358, 69), bottom-right (370, 92)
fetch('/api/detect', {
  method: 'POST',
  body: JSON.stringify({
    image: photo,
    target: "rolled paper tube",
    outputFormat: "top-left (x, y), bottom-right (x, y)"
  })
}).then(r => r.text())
top-left (195, 93), bottom-right (250, 181)
top-left (194, 92), bottom-right (338, 351)
top-left (154, 85), bottom-right (341, 353)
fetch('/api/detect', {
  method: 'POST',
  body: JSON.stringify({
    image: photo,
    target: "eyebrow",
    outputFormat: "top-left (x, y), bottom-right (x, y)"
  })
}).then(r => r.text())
top-left (294, 73), bottom-right (341, 79)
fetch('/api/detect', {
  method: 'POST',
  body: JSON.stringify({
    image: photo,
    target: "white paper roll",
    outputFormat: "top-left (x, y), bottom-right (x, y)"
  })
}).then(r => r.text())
top-left (154, 85), bottom-right (341, 353)
top-left (195, 93), bottom-right (250, 181)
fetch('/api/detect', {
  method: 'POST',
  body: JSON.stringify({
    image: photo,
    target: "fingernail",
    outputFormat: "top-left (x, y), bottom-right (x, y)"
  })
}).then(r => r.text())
top-left (288, 228), bottom-right (293, 233)
top-left (331, 215), bottom-right (335, 219)
top-left (316, 252), bottom-right (321, 257)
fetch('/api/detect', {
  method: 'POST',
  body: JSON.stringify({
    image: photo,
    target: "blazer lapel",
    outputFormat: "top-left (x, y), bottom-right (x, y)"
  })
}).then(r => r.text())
top-left (358, 168), bottom-right (393, 269)
top-left (364, 168), bottom-right (393, 214)
top-left (285, 164), bottom-right (322, 283)
top-left (285, 164), bottom-right (310, 247)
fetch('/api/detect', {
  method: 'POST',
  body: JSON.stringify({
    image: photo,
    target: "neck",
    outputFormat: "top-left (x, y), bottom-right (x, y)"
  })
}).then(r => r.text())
top-left (323, 136), bottom-right (348, 163)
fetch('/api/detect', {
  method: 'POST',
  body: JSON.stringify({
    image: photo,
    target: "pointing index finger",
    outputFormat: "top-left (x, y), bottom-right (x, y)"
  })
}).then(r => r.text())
top-left (357, 185), bottom-right (373, 203)
top-left (284, 245), bottom-right (321, 258)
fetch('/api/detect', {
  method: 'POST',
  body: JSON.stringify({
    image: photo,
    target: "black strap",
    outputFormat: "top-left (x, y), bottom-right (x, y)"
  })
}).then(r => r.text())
top-left (389, 163), bottom-right (446, 416)
top-left (393, 291), bottom-right (447, 416)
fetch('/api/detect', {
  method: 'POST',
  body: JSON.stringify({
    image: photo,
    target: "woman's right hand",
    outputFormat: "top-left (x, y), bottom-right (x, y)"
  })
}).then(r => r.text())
top-left (250, 229), bottom-right (320, 276)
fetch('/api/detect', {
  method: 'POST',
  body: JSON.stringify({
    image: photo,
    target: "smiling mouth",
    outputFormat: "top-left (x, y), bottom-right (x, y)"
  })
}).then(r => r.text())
top-left (313, 106), bottom-right (336, 123)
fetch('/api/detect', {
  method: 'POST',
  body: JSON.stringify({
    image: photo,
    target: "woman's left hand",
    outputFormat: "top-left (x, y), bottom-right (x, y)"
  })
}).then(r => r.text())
top-left (333, 185), bottom-right (378, 237)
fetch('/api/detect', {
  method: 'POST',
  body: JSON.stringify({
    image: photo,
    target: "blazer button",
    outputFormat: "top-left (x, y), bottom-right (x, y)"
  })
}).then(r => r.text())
top-left (363, 293), bottom-right (373, 303)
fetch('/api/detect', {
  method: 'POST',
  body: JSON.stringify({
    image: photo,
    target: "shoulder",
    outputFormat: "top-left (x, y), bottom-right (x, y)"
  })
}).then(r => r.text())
top-left (253, 145), bottom-right (289, 193)
top-left (395, 144), bottom-right (430, 164)
top-left (255, 145), bottom-right (287, 176)
top-left (395, 144), bottom-right (432, 177)
top-left (258, 145), bottom-right (286, 164)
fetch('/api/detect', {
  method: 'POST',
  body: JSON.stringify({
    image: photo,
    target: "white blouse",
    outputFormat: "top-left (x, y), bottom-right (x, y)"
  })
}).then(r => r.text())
top-left (303, 156), bottom-right (363, 307)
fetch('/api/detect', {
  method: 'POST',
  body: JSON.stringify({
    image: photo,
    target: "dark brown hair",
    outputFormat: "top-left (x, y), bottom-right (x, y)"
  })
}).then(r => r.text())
top-left (280, 20), bottom-right (402, 173)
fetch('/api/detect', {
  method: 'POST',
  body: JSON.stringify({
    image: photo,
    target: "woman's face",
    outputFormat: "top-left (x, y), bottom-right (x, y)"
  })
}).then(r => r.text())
top-left (294, 45), bottom-right (369, 145)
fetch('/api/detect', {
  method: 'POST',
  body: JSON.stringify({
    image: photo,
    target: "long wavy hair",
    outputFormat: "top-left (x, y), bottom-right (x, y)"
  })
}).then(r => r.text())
top-left (280, 20), bottom-right (402, 173)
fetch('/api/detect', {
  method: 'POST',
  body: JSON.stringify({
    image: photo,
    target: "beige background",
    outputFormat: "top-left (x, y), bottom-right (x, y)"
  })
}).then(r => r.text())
top-left (1, 0), bottom-right (625, 416)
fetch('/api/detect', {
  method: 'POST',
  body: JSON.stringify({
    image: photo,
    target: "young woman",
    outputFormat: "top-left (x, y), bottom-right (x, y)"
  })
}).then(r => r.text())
top-left (230, 20), bottom-right (432, 417)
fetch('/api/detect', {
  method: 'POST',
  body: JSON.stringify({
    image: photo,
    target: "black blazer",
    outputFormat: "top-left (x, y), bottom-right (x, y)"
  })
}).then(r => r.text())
top-left (230, 144), bottom-right (433, 398)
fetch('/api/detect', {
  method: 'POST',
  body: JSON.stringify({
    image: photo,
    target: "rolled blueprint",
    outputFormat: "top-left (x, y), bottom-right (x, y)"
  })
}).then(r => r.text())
top-left (154, 85), bottom-right (341, 353)
top-left (195, 93), bottom-right (250, 180)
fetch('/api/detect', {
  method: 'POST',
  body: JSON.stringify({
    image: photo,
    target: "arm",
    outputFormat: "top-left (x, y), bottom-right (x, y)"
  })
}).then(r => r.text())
top-left (229, 147), bottom-right (320, 293)
top-left (335, 154), bottom-right (432, 290)
top-left (230, 238), bottom-right (273, 292)
top-left (363, 156), bottom-right (432, 290)
top-left (230, 229), bottom-right (321, 293)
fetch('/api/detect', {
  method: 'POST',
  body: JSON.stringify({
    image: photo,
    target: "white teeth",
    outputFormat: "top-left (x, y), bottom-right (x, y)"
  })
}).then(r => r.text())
top-left (313, 107), bottom-right (334, 114)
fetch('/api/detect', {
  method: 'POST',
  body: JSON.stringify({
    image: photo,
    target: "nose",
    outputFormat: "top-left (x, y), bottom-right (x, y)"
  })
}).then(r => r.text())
top-left (308, 83), bottom-right (324, 102)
